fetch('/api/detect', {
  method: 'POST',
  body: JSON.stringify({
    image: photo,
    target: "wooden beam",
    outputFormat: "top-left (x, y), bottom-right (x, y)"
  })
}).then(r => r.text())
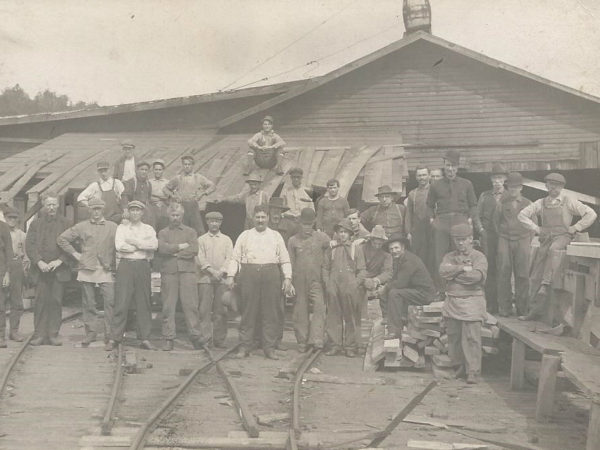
top-left (522, 178), bottom-right (600, 206)
top-left (2, 152), bottom-right (65, 202)
top-left (535, 354), bottom-right (561, 422)
top-left (510, 339), bottom-right (526, 390)
top-left (587, 395), bottom-right (600, 450)
top-left (0, 137), bottom-right (46, 145)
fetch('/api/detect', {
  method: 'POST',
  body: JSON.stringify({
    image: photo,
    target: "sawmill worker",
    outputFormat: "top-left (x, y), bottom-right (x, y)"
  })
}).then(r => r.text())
top-left (4, 207), bottom-right (28, 343)
top-left (113, 139), bottom-right (137, 181)
top-left (517, 172), bottom-right (597, 321)
top-left (477, 163), bottom-right (508, 314)
top-left (323, 218), bottom-right (366, 358)
top-left (196, 211), bottom-right (233, 348)
top-left (157, 203), bottom-right (201, 351)
top-left (282, 167), bottom-right (314, 221)
top-left (149, 158), bottom-right (170, 232)
top-left (57, 198), bottom-right (117, 349)
top-left (439, 223), bottom-right (488, 384)
top-left (268, 197), bottom-right (299, 244)
top-left (427, 150), bottom-right (483, 290)
top-left (163, 155), bottom-right (215, 235)
top-left (215, 173), bottom-right (268, 230)
top-left (225, 205), bottom-right (294, 360)
top-left (109, 200), bottom-right (158, 351)
top-left (385, 233), bottom-right (436, 339)
top-left (492, 172), bottom-right (534, 317)
top-left (405, 167), bottom-right (433, 275)
top-left (77, 160), bottom-right (125, 224)
top-left (122, 160), bottom-right (156, 229)
top-left (429, 168), bottom-right (443, 183)
top-left (346, 209), bottom-right (369, 241)
top-left (25, 192), bottom-right (71, 346)
top-left (287, 208), bottom-right (330, 353)
top-left (316, 179), bottom-right (350, 237)
top-left (0, 211), bottom-right (13, 346)
top-left (361, 185), bottom-right (405, 237)
top-left (245, 115), bottom-right (285, 176)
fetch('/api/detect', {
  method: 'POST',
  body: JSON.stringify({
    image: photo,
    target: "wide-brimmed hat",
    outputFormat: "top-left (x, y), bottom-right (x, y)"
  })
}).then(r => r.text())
top-left (443, 149), bottom-right (460, 165)
top-left (506, 171), bottom-right (523, 187)
top-left (368, 225), bottom-right (387, 241)
top-left (334, 218), bottom-right (354, 234)
top-left (544, 172), bottom-right (566, 185)
top-left (375, 185), bottom-right (398, 197)
top-left (384, 232), bottom-right (410, 251)
top-left (450, 223), bottom-right (472, 238)
top-left (268, 197), bottom-right (290, 212)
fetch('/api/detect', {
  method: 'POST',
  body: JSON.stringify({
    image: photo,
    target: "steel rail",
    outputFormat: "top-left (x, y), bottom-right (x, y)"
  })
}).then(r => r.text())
top-left (128, 343), bottom-right (240, 450)
top-left (286, 348), bottom-right (322, 450)
top-left (101, 342), bottom-right (125, 435)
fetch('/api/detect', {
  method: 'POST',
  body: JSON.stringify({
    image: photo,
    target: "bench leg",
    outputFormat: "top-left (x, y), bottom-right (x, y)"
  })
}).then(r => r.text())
top-left (510, 339), bottom-right (526, 390)
top-left (586, 395), bottom-right (600, 450)
top-left (535, 354), bottom-right (561, 422)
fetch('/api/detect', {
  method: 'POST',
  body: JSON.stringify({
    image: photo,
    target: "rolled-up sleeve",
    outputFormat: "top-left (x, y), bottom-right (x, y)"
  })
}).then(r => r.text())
top-left (274, 232), bottom-right (292, 279)
top-left (227, 232), bottom-right (245, 277)
top-left (569, 197), bottom-right (597, 232)
top-left (517, 200), bottom-right (542, 232)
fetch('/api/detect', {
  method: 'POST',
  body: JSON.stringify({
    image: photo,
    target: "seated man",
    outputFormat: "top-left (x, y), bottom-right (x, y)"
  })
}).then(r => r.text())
top-left (439, 223), bottom-right (488, 384)
top-left (385, 233), bottom-right (436, 338)
top-left (245, 115), bottom-right (285, 175)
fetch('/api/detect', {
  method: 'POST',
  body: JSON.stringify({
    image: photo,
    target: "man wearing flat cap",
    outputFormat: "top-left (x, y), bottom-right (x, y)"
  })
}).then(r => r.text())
top-left (110, 200), bottom-right (158, 351)
top-left (427, 150), bottom-right (482, 290)
top-left (217, 173), bottom-right (268, 230)
top-left (4, 207), bottom-right (28, 342)
top-left (77, 160), bottom-right (125, 224)
top-left (361, 185), bottom-right (405, 237)
top-left (58, 198), bottom-right (118, 348)
top-left (122, 160), bottom-right (156, 229)
top-left (246, 115), bottom-right (286, 176)
top-left (149, 158), bottom-right (170, 232)
top-left (197, 211), bottom-right (233, 348)
top-left (477, 163), bottom-right (508, 313)
top-left (439, 223), bottom-right (488, 384)
top-left (113, 139), bottom-right (137, 181)
top-left (517, 172), bottom-right (596, 320)
top-left (282, 167), bottom-right (314, 221)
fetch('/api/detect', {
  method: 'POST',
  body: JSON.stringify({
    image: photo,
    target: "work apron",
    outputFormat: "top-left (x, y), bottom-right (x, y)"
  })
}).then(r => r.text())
top-left (100, 180), bottom-right (123, 224)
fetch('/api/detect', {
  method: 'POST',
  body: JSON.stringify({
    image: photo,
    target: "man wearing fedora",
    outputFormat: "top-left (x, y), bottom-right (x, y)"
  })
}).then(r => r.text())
top-left (77, 160), bottom-right (125, 224)
top-left (439, 223), bottom-right (488, 384)
top-left (58, 198), bottom-right (118, 348)
top-left (316, 178), bottom-right (350, 237)
top-left (113, 139), bottom-right (137, 182)
top-left (405, 166), bottom-right (433, 275)
top-left (361, 185), bottom-right (405, 238)
top-left (245, 115), bottom-right (286, 175)
top-left (287, 208), bottom-right (330, 352)
top-left (518, 172), bottom-right (596, 320)
top-left (217, 173), bottom-right (269, 230)
top-left (477, 163), bottom-right (508, 313)
top-left (427, 150), bottom-right (482, 290)
top-left (268, 197), bottom-right (299, 245)
top-left (164, 155), bottom-right (215, 235)
top-left (122, 160), bottom-right (156, 229)
top-left (149, 158), bottom-right (170, 232)
top-left (493, 172), bottom-right (534, 317)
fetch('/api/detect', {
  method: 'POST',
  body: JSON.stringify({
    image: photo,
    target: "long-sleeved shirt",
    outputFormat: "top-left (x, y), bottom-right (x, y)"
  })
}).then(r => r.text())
top-left (493, 194), bottom-right (534, 240)
top-left (322, 241), bottom-right (367, 285)
top-left (316, 196), bottom-right (350, 237)
top-left (149, 177), bottom-right (169, 203)
top-left (405, 185), bottom-right (431, 235)
top-left (113, 156), bottom-right (136, 181)
top-left (360, 241), bottom-right (393, 284)
top-left (77, 178), bottom-right (125, 206)
top-left (427, 176), bottom-right (482, 231)
top-left (115, 221), bottom-right (158, 260)
top-left (222, 189), bottom-right (268, 227)
top-left (282, 185), bottom-right (314, 218)
top-left (247, 130), bottom-right (285, 151)
top-left (361, 203), bottom-right (405, 236)
top-left (164, 172), bottom-right (216, 202)
top-left (226, 227), bottom-right (291, 279)
top-left (196, 231), bottom-right (233, 284)
top-left (517, 193), bottom-right (597, 233)
top-left (157, 224), bottom-right (198, 273)
top-left (0, 221), bottom-right (14, 277)
top-left (122, 177), bottom-right (152, 206)
top-left (10, 228), bottom-right (27, 262)
top-left (269, 217), bottom-right (299, 245)
top-left (287, 230), bottom-right (330, 282)
top-left (389, 251), bottom-right (436, 294)
top-left (26, 214), bottom-right (70, 281)
top-left (478, 189), bottom-right (504, 232)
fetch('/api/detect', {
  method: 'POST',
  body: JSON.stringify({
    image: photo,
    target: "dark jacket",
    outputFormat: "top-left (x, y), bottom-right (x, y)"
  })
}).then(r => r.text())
top-left (157, 224), bottom-right (199, 274)
top-left (26, 214), bottom-right (71, 282)
top-left (493, 193), bottom-right (534, 241)
top-left (389, 250), bottom-right (436, 295)
top-left (0, 221), bottom-right (13, 277)
top-left (113, 155), bottom-right (134, 181)
top-left (57, 219), bottom-right (117, 272)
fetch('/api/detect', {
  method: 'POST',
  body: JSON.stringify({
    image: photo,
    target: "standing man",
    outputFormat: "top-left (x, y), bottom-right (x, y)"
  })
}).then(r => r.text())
top-left (149, 158), bottom-right (170, 232)
top-left (113, 139), bottom-right (137, 181)
top-left (110, 201), bottom-right (158, 350)
top-left (346, 209), bottom-right (369, 241)
top-left (4, 207), bottom-right (27, 342)
top-left (518, 173), bottom-right (596, 320)
top-left (316, 179), bottom-right (350, 237)
top-left (323, 218), bottom-right (366, 357)
top-left (287, 208), bottom-right (330, 353)
top-left (216, 173), bottom-right (268, 230)
top-left (361, 185), bottom-right (405, 237)
top-left (429, 168), bottom-right (443, 183)
top-left (122, 160), bottom-right (156, 229)
top-left (477, 163), bottom-right (508, 313)
top-left (225, 205), bottom-right (293, 360)
top-left (163, 155), bottom-right (215, 235)
top-left (245, 115), bottom-right (286, 175)
top-left (282, 167), bottom-right (314, 222)
top-left (78, 160), bottom-right (124, 224)
top-left (157, 203), bottom-right (200, 351)
top-left (57, 198), bottom-right (117, 348)
top-left (405, 167), bottom-right (433, 273)
top-left (197, 211), bottom-right (233, 348)
top-left (439, 223), bottom-right (488, 384)
top-left (427, 150), bottom-right (483, 290)
top-left (493, 172), bottom-right (534, 317)
top-left (268, 197), bottom-right (298, 244)
top-left (26, 193), bottom-right (71, 346)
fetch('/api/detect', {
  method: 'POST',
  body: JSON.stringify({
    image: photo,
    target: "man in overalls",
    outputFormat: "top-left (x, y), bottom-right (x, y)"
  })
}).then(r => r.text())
top-left (361, 185), bottom-right (405, 237)
top-left (517, 172), bottom-right (596, 320)
top-left (245, 115), bottom-right (286, 175)
top-left (122, 160), bottom-right (156, 229)
top-left (77, 160), bottom-right (124, 223)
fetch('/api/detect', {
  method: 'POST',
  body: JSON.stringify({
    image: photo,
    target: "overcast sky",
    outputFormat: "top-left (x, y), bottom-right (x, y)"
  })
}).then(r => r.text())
top-left (0, 0), bottom-right (598, 106)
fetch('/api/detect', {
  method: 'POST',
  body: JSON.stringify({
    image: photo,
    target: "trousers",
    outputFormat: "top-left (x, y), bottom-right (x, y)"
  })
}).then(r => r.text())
top-left (198, 283), bottom-right (228, 345)
top-left (446, 317), bottom-right (482, 375)
top-left (112, 260), bottom-right (152, 341)
top-left (292, 278), bottom-right (326, 347)
top-left (33, 272), bottom-right (64, 340)
top-left (387, 287), bottom-right (432, 336)
top-left (326, 274), bottom-right (360, 350)
top-left (411, 219), bottom-right (433, 277)
top-left (81, 281), bottom-right (114, 338)
top-left (432, 214), bottom-right (468, 290)
top-left (182, 200), bottom-right (205, 235)
top-left (496, 236), bottom-right (530, 316)
top-left (482, 230), bottom-right (499, 313)
top-left (161, 272), bottom-right (200, 341)
top-left (5, 260), bottom-right (24, 334)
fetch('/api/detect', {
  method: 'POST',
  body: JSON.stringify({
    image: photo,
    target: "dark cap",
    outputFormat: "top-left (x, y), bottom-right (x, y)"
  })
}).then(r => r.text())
top-left (385, 232), bottom-right (410, 251)
top-left (136, 160), bottom-right (150, 169)
top-left (443, 149), bottom-right (460, 165)
top-left (544, 172), bottom-right (566, 185)
top-left (375, 185), bottom-right (398, 197)
top-left (88, 198), bottom-right (105, 209)
top-left (506, 172), bottom-right (523, 187)
top-left (121, 139), bottom-right (135, 149)
top-left (450, 223), bottom-right (472, 238)
top-left (334, 218), bottom-right (354, 234)
top-left (299, 208), bottom-right (316, 224)
top-left (181, 155), bottom-right (194, 163)
top-left (205, 211), bottom-right (223, 221)
top-left (491, 163), bottom-right (508, 176)
top-left (289, 167), bottom-right (303, 176)
top-left (97, 160), bottom-right (110, 170)
top-left (268, 197), bottom-right (290, 211)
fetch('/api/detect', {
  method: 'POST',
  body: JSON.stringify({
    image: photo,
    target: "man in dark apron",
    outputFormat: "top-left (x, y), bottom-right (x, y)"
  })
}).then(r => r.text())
top-left (77, 160), bottom-right (124, 224)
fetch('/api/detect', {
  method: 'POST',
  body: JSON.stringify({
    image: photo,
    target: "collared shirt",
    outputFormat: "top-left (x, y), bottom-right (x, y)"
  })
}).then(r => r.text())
top-left (287, 229), bottom-right (330, 282)
top-left (0, 221), bottom-right (14, 277)
top-left (389, 251), bottom-right (436, 294)
top-left (283, 185), bottom-right (314, 217)
top-left (197, 231), bottom-right (233, 284)
top-left (122, 158), bottom-right (136, 181)
top-left (478, 189), bottom-right (504, 231)
top-left (247, 130), bottom-right (286, 151)
top-left (77, 178), bottom-right (125, 206)
top-left (405, 185), bottom-right (430, 234)
top-left (493, 193), bottom-right (534, 240)
top-left (322, 242), bottom-right (367, 285)
top-left (164, 173), bottom-right (215, 202)
top-left (123, 177), bottom-right (152, 205)
top-left (518, 192), bottom-right (597, 233)
top-left (427, 176), bottom-right (481, 230)
top-left (57, 218), bottom-right (118, 272)
top-left (361, 203), bottom-right (405, 236)
top-left (316, 196), bottom-right (350, 237)
top-left (115, 221), bottom-right (158, 260)
top-left (227, 227), bottom-right (291, 278)
top-left (10, 228), bottom-right (27, 261)
top-left (149, 177), bottom-right (169, 203)
top-left (157, 224), bottom-right (198, 273)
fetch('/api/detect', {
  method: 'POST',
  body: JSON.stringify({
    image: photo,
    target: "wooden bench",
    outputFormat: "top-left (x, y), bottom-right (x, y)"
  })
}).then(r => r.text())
top-left (497, 317), bottom-right (600, 450)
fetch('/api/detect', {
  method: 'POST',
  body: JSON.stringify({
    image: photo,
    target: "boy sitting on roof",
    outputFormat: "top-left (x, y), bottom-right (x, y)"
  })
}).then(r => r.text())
top-left (245, 115), bottom-right (285, 175)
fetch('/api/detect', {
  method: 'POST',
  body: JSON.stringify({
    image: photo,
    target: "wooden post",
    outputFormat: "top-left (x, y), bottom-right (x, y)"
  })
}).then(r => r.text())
top-left (510, 339), bottom-right (526, 390)
top-left (586, 395), bottom-right (600, 450)
top-left (535, 354), bottom-right (561, 422)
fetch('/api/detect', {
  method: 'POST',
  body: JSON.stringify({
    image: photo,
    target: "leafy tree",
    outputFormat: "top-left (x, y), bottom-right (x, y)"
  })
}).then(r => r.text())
top-left (0, 84), bottom-right (98, 116)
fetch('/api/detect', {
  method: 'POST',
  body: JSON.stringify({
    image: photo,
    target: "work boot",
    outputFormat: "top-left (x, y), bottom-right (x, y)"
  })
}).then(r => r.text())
top-left (313, 342), bottom-right (324, 350)
top-left (345, 348), bottom-right (357, 358)
top-left (140, 340), bottom-right (155, 351)
top-left (30, 336), bottom-right (44, 346)
top-left (0, 337), bottom-right (6, 348)
top-left (191, 337), bottom-right (206, 350)
top-left (48, 337), bottom-right (63, 346)
top-left (264, 349), bottom-right (279, 360)
top-left (297, 343), bottom-right (309, 353)
top-left (162, 339), bottom-right (174, 352)
top-left (466, 373), bottom-right (479, 384)
top-left (233, 347), bottom-right (249, 359)
top-left (82, 332), bottom-right (97, 348)
top-left (454, 365), bottom-right (467, 380)
top-left (325, 346), bottom-right (341, 356)
top-left (9, 331), bottom-right (24, 342)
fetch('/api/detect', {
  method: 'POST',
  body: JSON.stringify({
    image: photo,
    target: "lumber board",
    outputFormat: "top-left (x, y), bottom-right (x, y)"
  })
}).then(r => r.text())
top-left (303, 373), bottom-right (389, 385)
top-left (510, 339), bottom-right (526, 390)
top-left (362, 145), bottom-right (405, 202)
top-left (522, 177), bottom-right (600, 206)
top-left (0, 154), bottom-right (42, 192)
top-left (305, 149), bottom-right (326, 188)
top-left (336, 145), bottom-right (380, 198)
top-left (586, 396), bottom-right (600, 450)
top-left (496, 317), bottom-right (563, 354)
top-left (2, 152), bottom-right (65, 201)
top-left (535, 354), bottom-right (561, 422)
top-left (311, 147), bottom-right (347, 188)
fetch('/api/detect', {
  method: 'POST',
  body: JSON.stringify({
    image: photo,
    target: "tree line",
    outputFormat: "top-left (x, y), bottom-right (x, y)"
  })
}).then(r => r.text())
top-left (0, 84), bottom-right (98, 116)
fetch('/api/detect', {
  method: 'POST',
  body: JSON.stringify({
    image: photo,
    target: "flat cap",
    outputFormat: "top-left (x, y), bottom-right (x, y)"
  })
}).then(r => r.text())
top-left (450, 223), bottom-right (473, 238)
top-left (181, 155), bottom-right (194, 163)
top-left (443, 149), bottom-right (460, 165)
top-left (299, 208), bottom-right (316, 224)
top-left (96, 160), bottom-right (110, 170)
top-left (4, 206), bottom-right (18, 218)
top-left (121, 139), bottom-right (135, 148)
top-left (544, 172), bottom-right (566, 185)
top-left (205, 211), bottom-right (223, 221)
top-left (136, 160), bottom-right (150, 168)
top-left (127, 200), bottom-right (146, 210)
top-left (289, 167), bottom-right (303, 176)
top-left (245, 173), bottom-right (263, 183)
top-left (263, 115), bottom-right (274, 124)
top-left (506, 171), bottom-right (523, 187)
top-left (491, 163), bottom-right (508, 176)
top-left (88, 198), bottom-right (106, 208)
top-left (153, 158), bottom-right (166, 168)
top-left (334, 218), bottom-right (354, 234)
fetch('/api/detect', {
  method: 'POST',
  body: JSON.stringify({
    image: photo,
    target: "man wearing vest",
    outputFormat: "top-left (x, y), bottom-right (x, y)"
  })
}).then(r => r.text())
top-left (113, 139), bottom-right (137, 182)
top-left (122, 160), bottom-right (156, 229)
top-left (361, 185), bottom-right (405, 237)
top-left (517, 172), bottom-right (596, 320)
top-left (405, 167), bottom-right (433, 275)
top-left (77, 160), bottom-right (124, 224)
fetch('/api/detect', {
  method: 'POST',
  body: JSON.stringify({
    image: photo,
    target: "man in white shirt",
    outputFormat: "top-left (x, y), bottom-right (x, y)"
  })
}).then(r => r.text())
top-left (78, 160), bottom-right (125, 223)
top-left (113, 139), bottom-right (137, 182)
top-left (109, 200), bottom-right (159, 350)
top-left (225, 205), bottom-right (294, 360)
top-left (4, 207), bottom-right (28, 342)
top-left (282, 167), bottom-right (314, 220)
